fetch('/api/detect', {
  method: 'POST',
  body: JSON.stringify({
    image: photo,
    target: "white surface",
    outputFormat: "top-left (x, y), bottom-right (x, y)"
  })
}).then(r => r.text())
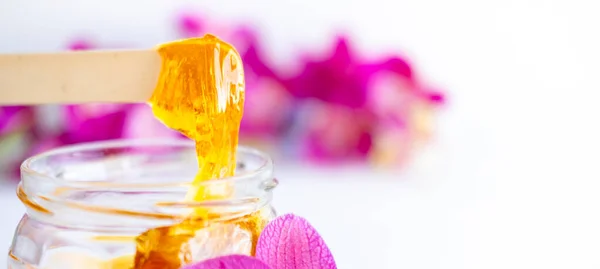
top-left (2, 0), bottom-right (600, 268)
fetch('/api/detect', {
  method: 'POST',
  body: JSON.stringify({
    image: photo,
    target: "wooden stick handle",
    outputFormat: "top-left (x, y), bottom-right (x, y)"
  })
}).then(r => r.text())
top-left (0, 50), bottom-right (161, 105)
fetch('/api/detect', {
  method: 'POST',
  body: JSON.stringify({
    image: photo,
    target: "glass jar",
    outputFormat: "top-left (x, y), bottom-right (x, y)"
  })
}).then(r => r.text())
top-left (8, 139), bottom-right (277, 269)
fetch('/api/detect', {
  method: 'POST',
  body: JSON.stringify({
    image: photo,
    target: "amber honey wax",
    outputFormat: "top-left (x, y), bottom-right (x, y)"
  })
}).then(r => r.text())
top-left (149, 35), bottom-right (244, 192)
top-left (133, 35), bottom-right (266, 268)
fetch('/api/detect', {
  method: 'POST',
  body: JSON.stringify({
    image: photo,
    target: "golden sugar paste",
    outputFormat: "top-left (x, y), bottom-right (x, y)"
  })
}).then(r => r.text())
top-left (133, 35), bottom-right (266, 269)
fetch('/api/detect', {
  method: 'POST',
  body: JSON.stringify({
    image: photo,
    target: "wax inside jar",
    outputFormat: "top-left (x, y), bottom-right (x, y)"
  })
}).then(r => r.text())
top-left (132, 35), bottom-right (266, 269)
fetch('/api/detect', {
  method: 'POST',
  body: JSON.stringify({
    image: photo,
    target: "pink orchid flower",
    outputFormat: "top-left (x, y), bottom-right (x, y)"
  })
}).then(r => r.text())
top-left (286, 36), bottom-right (368, 109)
top-left (286, 35), bottom-right (445, 162)
top-left (61, 103), bottom-right (183, 143)
top-left (298, 103), bottom-right (373, 162)
top-left (238, 31), bottom-right (294, 138)
top-left (285, 37), bottom-right (377, 161)
top-left (185, 214), bottom-right (337, 269)
top-left (0, 106), bottom-right (35, 179)
top-left (0, 106), bottom-right (35, 136)
top-left (61, 104), bottom-right (132, 143)
top-left (123, 104), bottom-right (184, 139)
top-left (67, 39), bottom-right (95, 51)
top-left (178, 12), bottom-right (232, 41)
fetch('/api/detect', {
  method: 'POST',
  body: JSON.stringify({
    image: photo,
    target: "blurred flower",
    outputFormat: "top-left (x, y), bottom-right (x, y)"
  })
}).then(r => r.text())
top-left (364, 62), bottom-right (444, 165)
top-left (366, 74), bottom-right (414, 166)
top-left (241, 75), bottom-right (293, 138)
top-left (61, 103), bottom-right (182, 144)
top-left (26, 136), bottom-right (64, 157)
top-left (298, 102), bottom-right (373, 161)
top-left (366, 72), bottom-right (415, 129)
top-left (238, 31), bottom-right (293, 138)
top-left (185, 214), bottom-right (336, 269)
top-left (286, 37), bottom-right (368, 108)
top-left (178, 13), bottom-right (205, 38)
top-left (177, 11), bottom-right (262, 52)
top-left (0, 132), bottom-right (33, 179)
top-left (178, 12), bottom-right (233, 40)
top-left (0, 106), bottom-right (36, 179)
top-left (0, 106), bottom-right (35, 136)
top-left (61, 104), bottom-right (132, 143)
top-left (123, 104), bottom-right (183, 139)
top-left (68, 39), bottom-right (95, 51)
top-left (285, 37), bottom-right (376, 160)
top-left (424, 90), bottom-right (445, 104)
top-left (285, 35), bottom-right (445, 163)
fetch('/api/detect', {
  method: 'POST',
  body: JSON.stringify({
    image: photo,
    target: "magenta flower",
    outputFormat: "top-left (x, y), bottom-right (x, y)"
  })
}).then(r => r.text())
top-left (286, 37), bottom-right (369, 108)
top-left (185, 255), bottom-right (271, 269)
top-left (185, 214), bottom-right (337, 269)
top-left (0, 106), bottom-right (35, 136)
top-left (60, 103), bottom-right (183, 144)
top-left (60, 104), bottom-right (132, 143)
top-left (284, 35), bottom-right (445, 162)
top-left (177, 12), bottom-right (230, 40)
top-left (178, 12), bottom-right (205, 38)
top-left (238, 31), bottom-right (293, 138)
top-left (0, 106), bottom-right (35, 178)
top-left (68, 39), bottom-right (95, 51)
top-left (122, 104), bottom-right (183, 139)
top-left (297, 103), bottom-right (373, 162)
top-left (285, 37), bottom-right (377, 160)
top-left (241, 73), bottom-right (293, 138)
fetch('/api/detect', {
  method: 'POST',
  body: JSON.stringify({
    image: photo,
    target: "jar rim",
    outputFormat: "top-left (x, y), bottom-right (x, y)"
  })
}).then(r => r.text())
top-left (21, 138), bottom-right (273, 188)
top-left (18, 139), bottom-right (276, 227)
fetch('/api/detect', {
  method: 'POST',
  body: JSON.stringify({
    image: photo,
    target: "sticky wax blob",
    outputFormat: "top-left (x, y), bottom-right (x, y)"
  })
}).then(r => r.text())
top-left (149, 35), bottom-right (244, 200)
top-left (132, 35), bottom-right (266, 269)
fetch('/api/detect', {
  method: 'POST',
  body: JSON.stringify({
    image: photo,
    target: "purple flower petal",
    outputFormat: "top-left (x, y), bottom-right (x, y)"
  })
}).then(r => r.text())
top-left (61, 104), bottom-right (131, 144)
top-left (422, 90), bottom-right (446, 104)
top-left (285, 36), bottom-right (368, 108)
top-left (122, 104), bottom-right (183, 139)
top-left (256, 214), bottom-right (337, 269)
top-left (67, 39), bottom-right (95, 51)
top-left (178, 13), bottom-right (205, 37)
top-left (241, 72), bottom-right (292, 137)
top-left (379, 57), bottom-right (413, 80)
top-left (183, 255), bottom-right (272, 269)
top-left (235, 27), bottom-right (293, 137)
top-left (0, 106), bottom-right (34, 135)
top-left (299, 104), bottom-right (373, 162)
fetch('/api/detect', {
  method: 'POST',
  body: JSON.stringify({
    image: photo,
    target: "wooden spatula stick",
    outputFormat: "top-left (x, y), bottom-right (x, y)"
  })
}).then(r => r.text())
top-left (0, 50), bottom-right (161, 105)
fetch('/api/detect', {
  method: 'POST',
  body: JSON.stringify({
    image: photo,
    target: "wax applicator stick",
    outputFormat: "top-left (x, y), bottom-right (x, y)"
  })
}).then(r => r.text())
top-left (0, 50), bottom-right (161, 105)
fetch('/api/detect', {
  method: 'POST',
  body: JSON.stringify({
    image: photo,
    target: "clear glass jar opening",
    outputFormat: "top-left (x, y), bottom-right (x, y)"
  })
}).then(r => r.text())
top-left (9, 139), bottom-right (277, 269)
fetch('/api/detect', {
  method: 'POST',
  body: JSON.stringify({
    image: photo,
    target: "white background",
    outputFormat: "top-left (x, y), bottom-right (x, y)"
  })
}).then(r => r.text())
top-left (1, 0), bottom-right (600, 268)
